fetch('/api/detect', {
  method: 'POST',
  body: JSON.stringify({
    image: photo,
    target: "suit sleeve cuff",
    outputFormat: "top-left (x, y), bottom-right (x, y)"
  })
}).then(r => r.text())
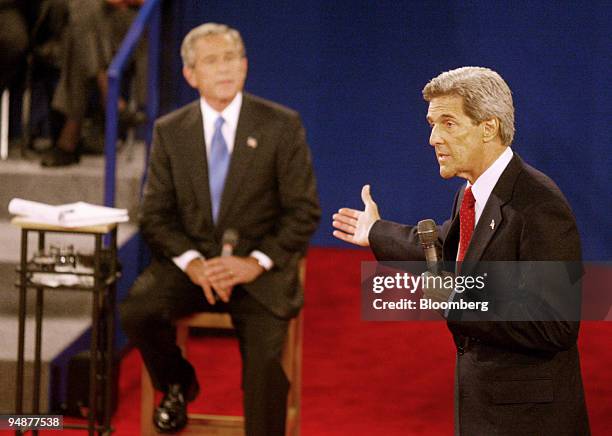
top-left (249, 250), bottom-right (274, 271)
top-left (173, 250), bottom-right (204, 271)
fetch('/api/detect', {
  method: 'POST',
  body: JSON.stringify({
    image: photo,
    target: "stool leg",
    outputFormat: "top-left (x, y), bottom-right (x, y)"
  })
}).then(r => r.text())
top-left (283, 314), bottom-right (302, 436)
top-left (176, 324), bottom-right (189, 357)
top-left (294, 314), bottom-right (303, 436)
top-left (140, 366), bottom-right (156, 436)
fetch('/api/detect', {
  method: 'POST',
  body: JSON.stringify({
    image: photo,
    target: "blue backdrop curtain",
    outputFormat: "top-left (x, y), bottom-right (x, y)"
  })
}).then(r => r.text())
top-left (158, 0), bottom-right (611, 260)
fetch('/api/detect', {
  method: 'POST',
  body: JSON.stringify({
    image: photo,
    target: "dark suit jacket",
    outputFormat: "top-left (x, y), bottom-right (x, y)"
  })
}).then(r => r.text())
top-left (369, 154), bottom-right (589, 435)
top-left (140, 93), bottom-right (321, 319)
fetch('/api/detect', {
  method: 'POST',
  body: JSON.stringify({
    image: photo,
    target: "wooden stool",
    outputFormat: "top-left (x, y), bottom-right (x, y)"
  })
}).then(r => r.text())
top-left (140, 262), bottom-right (305, 436)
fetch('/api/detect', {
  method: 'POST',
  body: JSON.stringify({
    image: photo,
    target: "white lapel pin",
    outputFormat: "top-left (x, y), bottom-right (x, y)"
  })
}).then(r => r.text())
top-left (490, 219), bottom-right (495, 230)
top-left (246, 137), bottom-right (258, 148)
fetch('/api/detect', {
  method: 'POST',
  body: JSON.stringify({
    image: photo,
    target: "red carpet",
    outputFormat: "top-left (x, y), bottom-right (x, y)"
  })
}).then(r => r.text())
top-left (7, 247), bottom-right (611, 435)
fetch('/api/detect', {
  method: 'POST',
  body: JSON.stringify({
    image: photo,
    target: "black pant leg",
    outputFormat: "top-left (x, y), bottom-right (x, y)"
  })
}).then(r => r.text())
top-left (119, 259), bottom-right (220, 393)
top-left (229, 288), bottom-right (290, 436)
top-left (0, 8), bottom-right (28, 90)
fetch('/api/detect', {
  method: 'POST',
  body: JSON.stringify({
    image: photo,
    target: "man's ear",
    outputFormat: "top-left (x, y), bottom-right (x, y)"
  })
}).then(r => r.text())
top-left (482, 118), bottom-right (499, 143)
top-left (242, 57), bottom-right (248, 76)
top-left (182, 66), bottom-right (197, 89)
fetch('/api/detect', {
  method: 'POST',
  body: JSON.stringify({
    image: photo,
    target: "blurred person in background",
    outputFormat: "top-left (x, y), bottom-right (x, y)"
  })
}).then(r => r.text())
top-left (41, 0), bottom-right (146, 167)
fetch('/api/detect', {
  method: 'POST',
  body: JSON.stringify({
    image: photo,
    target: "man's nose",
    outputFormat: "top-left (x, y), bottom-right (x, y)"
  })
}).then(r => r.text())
top-left (217, 58), bottom-right (233, 71)
top-left (429, 125), bottom-right (443, 147)
top-left (216, 62), bottom-right (229, 72)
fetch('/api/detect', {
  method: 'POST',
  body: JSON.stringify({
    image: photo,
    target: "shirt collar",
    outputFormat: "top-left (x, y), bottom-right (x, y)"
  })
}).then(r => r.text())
top-left (199, 92), bottom-right (242, 133)
top-left (467, 146), bottom-right (514, 211)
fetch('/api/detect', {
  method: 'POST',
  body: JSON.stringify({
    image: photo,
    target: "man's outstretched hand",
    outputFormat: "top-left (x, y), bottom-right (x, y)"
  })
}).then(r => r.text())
top-left (332, 184), bottom-right (381, 247)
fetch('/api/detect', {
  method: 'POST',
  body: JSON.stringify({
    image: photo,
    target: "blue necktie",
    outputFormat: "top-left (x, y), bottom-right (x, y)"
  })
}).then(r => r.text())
top-left (209, 116), bottom-right (230, 223)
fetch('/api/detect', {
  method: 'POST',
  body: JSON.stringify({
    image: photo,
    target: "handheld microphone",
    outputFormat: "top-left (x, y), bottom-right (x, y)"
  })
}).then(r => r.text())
top-left (417, 219), bottom-right (439, 273)
top-left (221, 229), bottom-right (239, 257)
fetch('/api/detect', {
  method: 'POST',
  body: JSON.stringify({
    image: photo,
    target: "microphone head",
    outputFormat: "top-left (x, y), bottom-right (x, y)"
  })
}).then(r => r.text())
top-left (222, 228), bottom-right (239, 248)
top-left (417, 219), bottom-right (438, 245)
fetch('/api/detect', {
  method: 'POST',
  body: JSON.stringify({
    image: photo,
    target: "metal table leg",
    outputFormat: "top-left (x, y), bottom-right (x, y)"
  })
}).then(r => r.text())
top-left (89, 234), bottom-right (103, 435)
top-left (31, 231), bottom-right (46, 436)
top-left (15, 229), bottom-right (28, 435)
top-left (103, 229), bottom-right (118, 434)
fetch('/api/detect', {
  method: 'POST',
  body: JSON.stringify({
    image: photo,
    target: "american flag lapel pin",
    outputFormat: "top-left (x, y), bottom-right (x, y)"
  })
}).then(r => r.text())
top-left (490, 219), bottom-right (495, 230)
top-left (246, 136), bottom-right (258, 148)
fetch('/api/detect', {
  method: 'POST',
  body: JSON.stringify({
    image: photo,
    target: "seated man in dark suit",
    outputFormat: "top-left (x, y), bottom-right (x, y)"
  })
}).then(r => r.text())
top-left (120, 23), bottom-right (320, 435)
top-left (332, 67), bottom-right (589, 435)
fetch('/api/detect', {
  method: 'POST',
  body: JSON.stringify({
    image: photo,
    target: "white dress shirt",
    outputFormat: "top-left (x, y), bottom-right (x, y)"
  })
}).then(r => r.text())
top-left (466, 146), bottom-right (514, 227)
top-left (172, 93), bottom-right (273, 272)
top-left (454, 146), bottom-right (513, 261)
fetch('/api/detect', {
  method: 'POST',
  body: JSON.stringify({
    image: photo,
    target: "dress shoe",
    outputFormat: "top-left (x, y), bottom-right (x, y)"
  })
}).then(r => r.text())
top-left (41, 147), bottom-right (80, 167)
top-left (153, 382), bottom-right (199, 434)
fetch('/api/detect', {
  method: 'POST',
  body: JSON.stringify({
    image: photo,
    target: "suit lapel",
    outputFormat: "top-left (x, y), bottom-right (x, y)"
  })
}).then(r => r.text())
top-left (217, 94), bottom-right (259, 226)
top-left (444, 205), bottom-right (461, 263)
top-left (464, 194), bottom-right (503, 262)
top-left (464, 153), bottom-right (523, 262)
top-left (182, 102), bottom-right (214, 225)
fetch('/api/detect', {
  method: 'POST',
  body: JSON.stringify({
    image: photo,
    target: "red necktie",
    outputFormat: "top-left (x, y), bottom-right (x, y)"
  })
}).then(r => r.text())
top-left (457, 186), bottom-right (476, 262)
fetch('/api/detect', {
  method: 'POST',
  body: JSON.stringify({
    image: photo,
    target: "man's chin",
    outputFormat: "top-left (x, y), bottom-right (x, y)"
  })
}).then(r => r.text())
top-left (216, 87), bottom-right (240, 101)
top-left (438, 167), bottom-right (454, 179)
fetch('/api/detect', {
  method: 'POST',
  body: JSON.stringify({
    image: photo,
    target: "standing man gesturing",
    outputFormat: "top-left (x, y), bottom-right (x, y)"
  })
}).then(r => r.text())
top-left (333, 67), bottom-right (589, 435)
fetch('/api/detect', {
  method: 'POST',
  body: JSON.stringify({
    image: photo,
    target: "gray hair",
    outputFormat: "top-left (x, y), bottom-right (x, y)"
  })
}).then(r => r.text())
top-left (422, 67), bottom-right (515, 146)
top-left (180, 23), bottom-right (246, 68)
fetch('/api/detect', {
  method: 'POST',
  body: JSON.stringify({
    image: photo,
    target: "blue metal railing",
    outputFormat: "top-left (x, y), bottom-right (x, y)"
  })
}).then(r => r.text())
top-left (104, 0), bottom-right (161, 208)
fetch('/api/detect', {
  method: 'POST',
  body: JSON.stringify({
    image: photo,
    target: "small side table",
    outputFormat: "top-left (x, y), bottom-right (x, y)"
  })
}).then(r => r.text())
top-left (12, 218), bottom-right (120, 436)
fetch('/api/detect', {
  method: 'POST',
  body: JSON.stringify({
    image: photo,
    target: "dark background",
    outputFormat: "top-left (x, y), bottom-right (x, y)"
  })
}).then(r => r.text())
top-left (158, 0), bottom-right (611, 260)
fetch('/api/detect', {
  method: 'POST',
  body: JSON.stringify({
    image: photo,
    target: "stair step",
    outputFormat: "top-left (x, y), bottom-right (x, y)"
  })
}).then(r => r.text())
top-left (0, 143), bottom-right (145, 221)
